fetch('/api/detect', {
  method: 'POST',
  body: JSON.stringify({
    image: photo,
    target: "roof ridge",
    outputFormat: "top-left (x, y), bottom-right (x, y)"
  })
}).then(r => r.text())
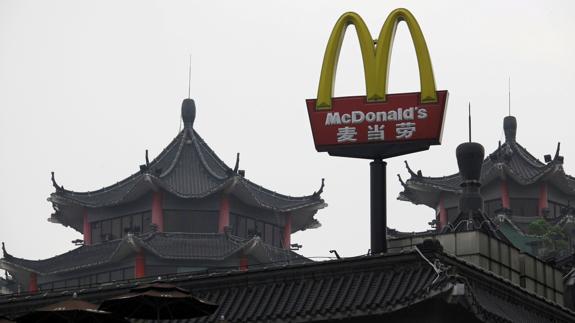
top-left (191, 131), bottom-right (231, 180)
top-left (510, 141), bottom-right (546, 168)
top-left (158, 129), bottom-right (189, 177)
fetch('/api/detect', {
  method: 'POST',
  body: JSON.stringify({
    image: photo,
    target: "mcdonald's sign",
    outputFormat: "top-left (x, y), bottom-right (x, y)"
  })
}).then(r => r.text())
top-left (306, 8), bottom-right (448, 159)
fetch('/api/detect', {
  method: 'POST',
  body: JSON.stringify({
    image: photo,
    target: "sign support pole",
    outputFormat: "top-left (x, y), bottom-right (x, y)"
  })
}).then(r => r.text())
top-left (370, 159), bottom-right (387, 254)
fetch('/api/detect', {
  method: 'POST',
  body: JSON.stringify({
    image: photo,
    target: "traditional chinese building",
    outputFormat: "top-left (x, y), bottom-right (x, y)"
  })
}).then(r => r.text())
top-left (398, 115), bottom-right (575, 258)
top-left (2, 122), bottom-right (575, 321)
top-left (2, 239), bottom-right (575, 322)
top-left (0, 98), bottom-right (326, 294)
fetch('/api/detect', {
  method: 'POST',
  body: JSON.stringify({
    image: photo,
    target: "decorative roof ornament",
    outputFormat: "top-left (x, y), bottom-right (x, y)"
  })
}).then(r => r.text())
top-left (51, 171), bottom-right (63, 191)
top-left (313, 178), bottom-right (325, 197)
top-left (233, 153), bottom-right (240, 173)
top-left (1, 242), bottom-right (11, 259)
top-left (404, 161), bottom-right (420, 177)
top-left (397, 174), bottom-right (407, 187)
top-left (503, 115), bottom-right (517, 142)
top-left (181, 98), bottom-right (196, 129)
top-left (139, 150), bottom-right (151, 173)
top-left (456, 141), bottom-right (484, 214)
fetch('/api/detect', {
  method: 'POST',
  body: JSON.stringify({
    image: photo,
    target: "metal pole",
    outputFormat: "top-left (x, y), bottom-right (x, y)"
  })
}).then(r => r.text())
top-left (370, 159), bottom-right (387, 254)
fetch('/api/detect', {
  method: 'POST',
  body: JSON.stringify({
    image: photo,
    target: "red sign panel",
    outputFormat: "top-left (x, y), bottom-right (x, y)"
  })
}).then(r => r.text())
top-left (306, 91), bottom-right (448, 159)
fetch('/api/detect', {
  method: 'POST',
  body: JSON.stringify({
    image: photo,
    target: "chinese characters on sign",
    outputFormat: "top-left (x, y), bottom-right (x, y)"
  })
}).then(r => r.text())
top-left (336, 127), bottom-right (358, 143)
top-left (336, 123), bottom-right (417, 143)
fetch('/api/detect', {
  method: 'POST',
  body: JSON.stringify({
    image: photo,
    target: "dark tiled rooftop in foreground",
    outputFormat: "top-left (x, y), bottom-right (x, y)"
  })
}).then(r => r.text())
top-left (1, 244), bottom-right (574, 322)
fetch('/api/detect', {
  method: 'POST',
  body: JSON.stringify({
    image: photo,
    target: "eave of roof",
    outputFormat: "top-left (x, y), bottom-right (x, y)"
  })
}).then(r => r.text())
top-left (0, 232), bottom-right (308, 276)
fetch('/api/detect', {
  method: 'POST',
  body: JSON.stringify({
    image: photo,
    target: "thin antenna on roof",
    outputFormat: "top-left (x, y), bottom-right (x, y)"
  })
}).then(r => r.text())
top-left (187, 54), bottom-right (192, 99)
top-left (508, 77), bottom-right (511, 116)
top-left (468, 102), bottom-right (472, 142)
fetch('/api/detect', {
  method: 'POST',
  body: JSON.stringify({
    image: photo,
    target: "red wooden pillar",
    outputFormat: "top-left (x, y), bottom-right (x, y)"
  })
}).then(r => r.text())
top-left (283, 214), bottom-right (291, 250)
top-left (539, 182), bottom-right (548, 216)
top-left (239, 255), bottom-right (248, 271)
top-left (151, 191), bottom-right (164, 232)
top-left (500, 180), bottom-right (510, 209)
top-left (135, 252), bottom-right (146, 278)
top-left (437, 194), bottom-right (447, 230)
top-left (83, 209), bottom-right (91, 246)
top-left (28, 272), bottom-right (38, 293)
top-left (218, 195), bottom-right (230, 233)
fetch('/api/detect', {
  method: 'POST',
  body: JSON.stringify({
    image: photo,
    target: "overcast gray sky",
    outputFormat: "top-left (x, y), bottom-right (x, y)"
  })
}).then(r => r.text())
top-left (1, 0), bottom-right (575, 261)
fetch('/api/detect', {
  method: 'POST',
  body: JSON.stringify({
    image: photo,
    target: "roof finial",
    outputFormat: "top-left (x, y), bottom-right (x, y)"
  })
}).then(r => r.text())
top-left (456, 140), bottom-right (485, 213)
top-left (468, 102), bottom-right (472, 142)
top-left (145, 149), bottom-right (150, 167)
top-left (508, 77), bottom-right (511, 116)
top-left (181, 98), bottom-right (196, 128)
top-left (187, 54), bottom-right (192, 99)
top-left (503, 115), bottom-right (517, 142)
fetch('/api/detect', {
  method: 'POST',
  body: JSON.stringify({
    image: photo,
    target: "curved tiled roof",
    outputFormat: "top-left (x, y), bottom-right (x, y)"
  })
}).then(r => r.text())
top-left (398, 116), bottom-right (575, 208)
top-left (48, 99), bottom-right (325, 230)
top-left (0, 232), bottom-right (307, 275)
top-left (50, 129), bottom-right (323, 210)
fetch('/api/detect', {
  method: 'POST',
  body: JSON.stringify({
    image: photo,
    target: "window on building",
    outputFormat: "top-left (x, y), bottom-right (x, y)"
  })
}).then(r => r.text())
top-left (112, 218), bottom-right (122, 239)
top-left (110, 269), bottom-right (124, 282)
top-left (274, 226), bottom-right (283, 248)
top-left (510, 198), bottom-right (538, 217)
top-left (265, 223), bottom-right (273, 243)
top-left (237, 216), bottom-right (247, 237)
top-left (91, 212), bottom-right (151, 244)
top-left (92, 222), bottom-right (102, 243)
top-left (122, 216), bottom-right (132, 236)
top-left (229, 213), bottom-right (237, 231)
top-left (246, 218), bottom-right (255, 237)
top-left (97, 272), bottom-right (110, 283)
top-left (143, 212), bottom-right (152, 233)
top-left (163, 210), bottom-right (218, 233)
top-left (548, 201), bottom-right (568, 218)
top-left (229, 213), bottom-right (284, 248)
top-left (101, 220), bottom-right (112, 241)
top-left (132, 213), bottom-right (143, 234)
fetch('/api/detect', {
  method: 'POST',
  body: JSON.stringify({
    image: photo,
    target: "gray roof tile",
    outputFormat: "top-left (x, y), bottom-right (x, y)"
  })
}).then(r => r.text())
top-left (0, 232), bottom-right (307, 275)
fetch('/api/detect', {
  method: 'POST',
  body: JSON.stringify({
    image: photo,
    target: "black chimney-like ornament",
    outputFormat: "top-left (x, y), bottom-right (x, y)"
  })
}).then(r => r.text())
top-left (181, 98), bottom-right (196, 128)
top-left (503, 116), bottom-right (517, 142)
top-left (456, 141), bottom-right (485, 213)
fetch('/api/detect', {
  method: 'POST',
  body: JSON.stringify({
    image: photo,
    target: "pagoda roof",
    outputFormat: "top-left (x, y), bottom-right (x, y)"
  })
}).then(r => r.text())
top-left (399, 116), bottom-right (575, 208)
top-left (48, 99), bottom-right (325, 231)
top-left (0, 232), bottom-right (308, 276)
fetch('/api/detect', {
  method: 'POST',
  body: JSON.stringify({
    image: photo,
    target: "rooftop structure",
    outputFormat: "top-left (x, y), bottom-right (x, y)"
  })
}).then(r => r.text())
top-left (1, 240), bottom-right (574, 322)
top-left (0, 98), bottom-right (326, 294)
top-left (399, 116), bottom-right (575, 258)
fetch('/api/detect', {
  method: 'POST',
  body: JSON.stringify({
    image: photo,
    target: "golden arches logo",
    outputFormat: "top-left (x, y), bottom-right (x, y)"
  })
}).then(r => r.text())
top-left (316, 8), bottom-right (437, 110)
